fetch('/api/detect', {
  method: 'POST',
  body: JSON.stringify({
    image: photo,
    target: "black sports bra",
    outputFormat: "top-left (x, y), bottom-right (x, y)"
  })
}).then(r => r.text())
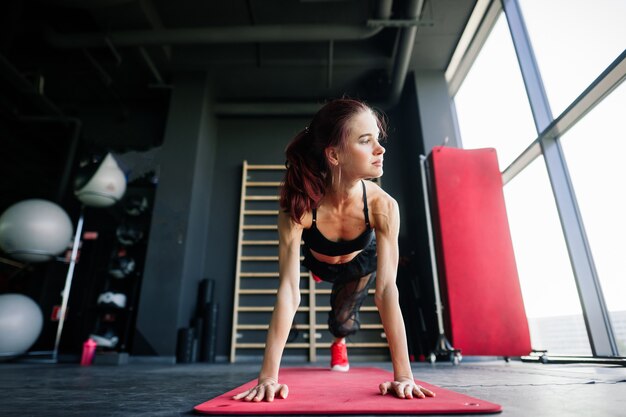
top-left (302, 180), bottom-right (375, 256)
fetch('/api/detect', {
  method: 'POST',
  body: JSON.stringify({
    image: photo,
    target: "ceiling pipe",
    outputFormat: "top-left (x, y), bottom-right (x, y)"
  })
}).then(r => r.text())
top-left (46, 24), bottom-right (386, 48)
top-left (384, 0), bottom-right (423, 108)
top-left (215, 0), bottom-right (393, 116)
top-left (46, 0), bottom-right (138, 8)
top-left (215, 0), bottom-right (423, 116)
top-left (213, 102), bottom-right (326, 116)
top-left (43, 0), bottom-right (426, 116)
top-left (47, 0), bottom-right (393, 48)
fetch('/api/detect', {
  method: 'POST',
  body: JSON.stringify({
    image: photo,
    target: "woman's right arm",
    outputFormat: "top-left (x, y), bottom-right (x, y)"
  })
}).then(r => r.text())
top-left (232, 210), bottom-right (303, 402)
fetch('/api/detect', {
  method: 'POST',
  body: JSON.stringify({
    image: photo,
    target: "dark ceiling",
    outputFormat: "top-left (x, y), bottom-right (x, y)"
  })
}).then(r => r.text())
top-left (1, 0), bottom-right (476, 113)
top-left (0, 0), bottom-right (476, 213)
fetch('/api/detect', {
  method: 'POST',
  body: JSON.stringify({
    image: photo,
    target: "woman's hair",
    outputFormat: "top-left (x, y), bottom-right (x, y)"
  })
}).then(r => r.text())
top-left (280, 98), bottom-right (387, 224)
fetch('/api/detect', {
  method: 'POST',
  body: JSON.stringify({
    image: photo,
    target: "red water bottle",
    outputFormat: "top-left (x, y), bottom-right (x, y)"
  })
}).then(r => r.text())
top-left (80, 338), bottom-right (97, 366)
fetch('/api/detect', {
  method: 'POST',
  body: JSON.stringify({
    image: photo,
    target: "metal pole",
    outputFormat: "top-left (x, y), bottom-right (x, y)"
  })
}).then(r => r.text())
top-left (419, 154), bottom-right (460, 364)
top-left (52, 206), bottom-right (85, 362)
top-left (419, 155), bottom-right (445, 335)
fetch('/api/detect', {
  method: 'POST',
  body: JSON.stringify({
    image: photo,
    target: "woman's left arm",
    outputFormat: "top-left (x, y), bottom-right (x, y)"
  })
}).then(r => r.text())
top-left (374, 196), bottom-right (435, 399)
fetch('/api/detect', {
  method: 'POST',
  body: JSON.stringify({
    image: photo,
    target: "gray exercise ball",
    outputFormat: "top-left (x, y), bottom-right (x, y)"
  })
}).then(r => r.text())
top-left (0, 199), bottom-right (74, 262)
top-left (0, 294), bottom-right (44, 358)
top-left (75, 153), bottom-right (127, 207)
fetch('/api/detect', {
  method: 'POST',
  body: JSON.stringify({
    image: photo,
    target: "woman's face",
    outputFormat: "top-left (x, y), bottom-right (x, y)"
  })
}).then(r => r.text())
top-left (336, 110), bottom-right (385, 179)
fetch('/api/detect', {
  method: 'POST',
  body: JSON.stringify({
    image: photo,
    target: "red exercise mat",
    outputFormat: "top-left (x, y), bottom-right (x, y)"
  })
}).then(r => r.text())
top-left (429, 146), bottom-right (531, 356)
top-left (194, 367), bottom-right (502, 414)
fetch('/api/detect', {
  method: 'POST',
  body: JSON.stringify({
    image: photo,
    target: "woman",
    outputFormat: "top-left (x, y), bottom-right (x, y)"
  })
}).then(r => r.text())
top-left (233, 98), bottom-right (435, 402)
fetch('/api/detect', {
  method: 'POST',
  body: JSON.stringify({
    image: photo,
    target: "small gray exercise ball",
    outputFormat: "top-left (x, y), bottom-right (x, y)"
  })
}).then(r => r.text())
top-left (0, 294), bottom-right (44, 358)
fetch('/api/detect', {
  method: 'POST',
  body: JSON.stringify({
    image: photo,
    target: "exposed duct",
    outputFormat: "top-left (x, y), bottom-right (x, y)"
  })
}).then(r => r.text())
top-left (46, 0), bottom-right (137, 8)
top-left (47, 1), bottom-right (392, 48)
top-left (46, 24), bottom-right (389, 48)
top-left (386, 0), bottom-right (423, 106)
top-left (42, 0), bottom-right (424, 116)
top-left (215, 0), bottom-right (424, 115)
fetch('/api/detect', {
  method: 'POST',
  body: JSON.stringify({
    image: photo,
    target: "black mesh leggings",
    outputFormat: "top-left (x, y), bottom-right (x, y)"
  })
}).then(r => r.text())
top-left (328, 272), bottom-right (377, 338)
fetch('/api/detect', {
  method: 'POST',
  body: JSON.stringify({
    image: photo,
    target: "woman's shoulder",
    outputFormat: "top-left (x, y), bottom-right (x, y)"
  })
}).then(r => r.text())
top-left (278, 208), bottom-right (314, 231)
top-left (365, 180), bottom-right (397, 210)
top-left (365, 180), bottom-right (398, 224)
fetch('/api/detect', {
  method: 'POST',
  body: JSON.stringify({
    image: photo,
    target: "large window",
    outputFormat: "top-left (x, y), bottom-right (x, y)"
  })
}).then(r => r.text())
top-left (454, 0), bottom-right (626, 355)
top-left (504, 158), bottom-right (590, 355)
top-left (559, 82), bottom-right (626, 355)
top-left (518, 0), bottom-right (626, 117)
top-left (454, 15), bottom-right (535, 171)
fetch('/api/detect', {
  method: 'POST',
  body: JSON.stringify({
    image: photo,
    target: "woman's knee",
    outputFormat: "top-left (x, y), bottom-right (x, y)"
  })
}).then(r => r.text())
top-left (328, 315), bottom-right (359, 338)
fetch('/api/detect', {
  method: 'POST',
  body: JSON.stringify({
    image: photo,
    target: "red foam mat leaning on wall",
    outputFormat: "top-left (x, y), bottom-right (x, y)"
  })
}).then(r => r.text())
top-left (429, 146), bottom-right (531, 356)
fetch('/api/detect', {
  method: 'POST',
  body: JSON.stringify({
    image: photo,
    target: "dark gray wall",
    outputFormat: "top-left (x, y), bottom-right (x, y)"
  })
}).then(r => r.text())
top-left (75, 101), bottom-right (167, 153)
top-left (414, 71), bottom-right (461, 150)
top-left (410, 69), bottom-right (462, 283)
top-left (134, 72), bottom-right (217, 359)
top-left (388, 73), bottom-right (428, 258)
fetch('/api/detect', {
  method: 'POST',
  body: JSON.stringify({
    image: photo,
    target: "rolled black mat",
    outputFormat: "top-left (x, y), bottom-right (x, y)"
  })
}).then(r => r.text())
top-left (200, 302), bottom-right (218, 363)
top-left (196, 279), bottom-right (215, 317)
top-left (176, 327), bottom-right (195, 364)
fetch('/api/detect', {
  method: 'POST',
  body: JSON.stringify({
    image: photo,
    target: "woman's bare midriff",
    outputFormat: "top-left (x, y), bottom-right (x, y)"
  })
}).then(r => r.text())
top-left (309, 248), bottom-right (363, 264)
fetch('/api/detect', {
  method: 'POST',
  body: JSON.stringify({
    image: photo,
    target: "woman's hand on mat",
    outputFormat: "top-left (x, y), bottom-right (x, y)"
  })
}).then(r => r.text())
top-left (232, 377), bottom-right (289, 402)
top-left (379, 379), bottom-right (436, 399)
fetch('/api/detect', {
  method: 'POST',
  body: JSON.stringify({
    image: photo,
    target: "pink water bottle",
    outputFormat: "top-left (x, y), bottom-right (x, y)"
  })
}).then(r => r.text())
top-left (80, 338), bottom-right (97, 366)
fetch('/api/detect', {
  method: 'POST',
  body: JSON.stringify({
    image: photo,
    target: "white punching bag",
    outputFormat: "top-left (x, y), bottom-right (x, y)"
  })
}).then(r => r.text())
top-left (75, 153), bottom-right (127, 207)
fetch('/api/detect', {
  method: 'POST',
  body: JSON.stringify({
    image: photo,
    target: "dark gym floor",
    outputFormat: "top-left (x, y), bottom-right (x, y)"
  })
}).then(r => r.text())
top-left (1, 359), bottom-right (625, 417)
